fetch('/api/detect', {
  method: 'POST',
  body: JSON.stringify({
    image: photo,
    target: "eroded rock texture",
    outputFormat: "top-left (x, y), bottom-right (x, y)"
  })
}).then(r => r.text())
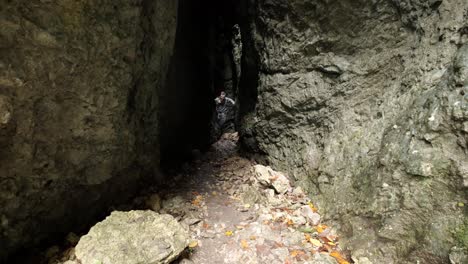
top-left (75, 211), bottom-right (189, 264)
top-left (239, 0), bottom-right (468, 263)
top-left (0, 0), bottom-right (178, 259)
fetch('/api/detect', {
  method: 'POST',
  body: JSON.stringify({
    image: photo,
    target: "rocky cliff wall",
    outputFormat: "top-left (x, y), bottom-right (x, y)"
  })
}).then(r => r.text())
top-left (0, 0), bottom-right (178, 259)
top-left (239, 0), bottom-right (468, 263)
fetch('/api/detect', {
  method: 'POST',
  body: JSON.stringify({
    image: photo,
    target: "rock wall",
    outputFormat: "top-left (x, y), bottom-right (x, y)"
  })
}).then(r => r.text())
top-left (239, 0), bottom-right (468, 263)
top-left (0, 0), bottom-right (178, 259)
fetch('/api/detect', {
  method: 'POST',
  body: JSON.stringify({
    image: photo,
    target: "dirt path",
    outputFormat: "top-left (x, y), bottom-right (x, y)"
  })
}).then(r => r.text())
top-left (45, 133), bottom-right (352, 264)
top-left (155, 133), bottom-right (350, 264)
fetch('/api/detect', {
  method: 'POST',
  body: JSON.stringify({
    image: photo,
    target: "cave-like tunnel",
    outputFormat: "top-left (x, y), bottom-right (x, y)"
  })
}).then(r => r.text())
top-left (1, 0), bottom-right (468, 263)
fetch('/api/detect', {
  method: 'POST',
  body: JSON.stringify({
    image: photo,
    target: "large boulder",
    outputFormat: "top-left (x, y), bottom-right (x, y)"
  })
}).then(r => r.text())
top-left (75, 211), bottom-right (189, 264)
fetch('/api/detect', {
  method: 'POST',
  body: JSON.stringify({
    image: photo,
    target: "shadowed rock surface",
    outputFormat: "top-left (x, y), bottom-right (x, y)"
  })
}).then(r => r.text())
top-left (0, 0), bottom-right (179, 259)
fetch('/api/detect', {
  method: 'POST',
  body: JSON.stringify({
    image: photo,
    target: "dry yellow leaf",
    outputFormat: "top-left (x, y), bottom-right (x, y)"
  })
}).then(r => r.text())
top-left (290, 250), bottom-right (305, 257)
top-left (225, 230), bottom-right (234, 236)
top-left (316, 224), bottom-right (327, 233)
top-left (330, 251), bottom-right (350, 264)
top-left (249, 235), bottom-right (257, 240)
top-left (309, 238), bottom-right (322, 247)
top-left (308, 202), bottom-right (318, 212)
top-left (240, 239), bottom-right (249, 249)
top-left (188, 241), bottom-right (198, 248)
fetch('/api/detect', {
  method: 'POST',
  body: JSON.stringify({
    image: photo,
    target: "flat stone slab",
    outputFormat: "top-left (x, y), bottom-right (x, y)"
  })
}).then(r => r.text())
top-left (75, 210), bottom-right (189, 264)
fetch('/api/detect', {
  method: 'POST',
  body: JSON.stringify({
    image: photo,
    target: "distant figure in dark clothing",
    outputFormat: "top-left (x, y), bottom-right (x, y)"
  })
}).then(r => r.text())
top-left (215, 91), bottom-right (236, 130)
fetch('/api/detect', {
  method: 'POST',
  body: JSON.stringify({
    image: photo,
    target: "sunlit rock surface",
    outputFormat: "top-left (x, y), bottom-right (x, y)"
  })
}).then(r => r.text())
top-left (239, 0), bottom-right (468, 262)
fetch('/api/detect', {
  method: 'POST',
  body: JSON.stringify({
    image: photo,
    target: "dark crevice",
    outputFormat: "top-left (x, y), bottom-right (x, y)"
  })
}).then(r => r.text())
top-left (160, 0), bottom-right (242, 168)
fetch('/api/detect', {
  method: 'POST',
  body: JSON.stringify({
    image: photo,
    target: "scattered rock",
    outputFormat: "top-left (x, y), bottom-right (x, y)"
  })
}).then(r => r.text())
top-left (182, 218), bottom-right (201, 226)
top-left (310, 253), bottom-right (339, 264)
top-left (300, 205), bottom-right (321, 225)
top-left (65, 232), bottom-right (80, 246)
top-left (75, 211), bottom-right (189, 264)
top-left (352, 256), bottom-right (373, 264)
top-left (253, 165), bottom-right (291, 194)
top-left (162, 196), bottom-right (186, 212)
top-left (271, 247), bottom-right (289, 261)
top-left (449, 246), bottom-right (467, 264)
top-left (240, 185), bottom-right (265, 205)
top-left (292, 186), bottom-right (305, 196)
top-left (146, 193), bottom-right (162, 212)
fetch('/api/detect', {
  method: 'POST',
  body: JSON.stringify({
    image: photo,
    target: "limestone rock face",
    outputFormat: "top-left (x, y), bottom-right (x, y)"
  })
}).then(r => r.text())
top-left (75, 211), bottom-right (189, 264)
top-left (239, 0), bottom-right (468, 262)
top-left (0, 0), bottom-right (178, 259)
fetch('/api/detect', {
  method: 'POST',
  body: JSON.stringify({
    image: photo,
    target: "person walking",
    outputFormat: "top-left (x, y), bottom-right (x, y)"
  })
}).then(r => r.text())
top-left (215, 91), bottom-right (235, 130)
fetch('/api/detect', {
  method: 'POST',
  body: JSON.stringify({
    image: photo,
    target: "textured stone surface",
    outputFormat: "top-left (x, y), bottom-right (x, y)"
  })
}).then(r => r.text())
top-left (253, 164), bottom-right (291, 194)
top-left (239, 0), bottom-right (468, 263)
top-left (0, 0), bottom-right (178, 259)
top-left (75, 211), bottom-right (189, 264)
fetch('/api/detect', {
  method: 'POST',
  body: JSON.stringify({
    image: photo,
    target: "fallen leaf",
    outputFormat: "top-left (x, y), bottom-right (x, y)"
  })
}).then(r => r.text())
top-left (273, 241), bottom-right (285, 248)
top-left (330, 251), bottom-right (350, 264)
top-left (309, 238), bottom-right (322, 247)
top-left (308, 202), bottom-right (318, 212)
top-left (225, 230), bottom-right (234, 236)
top-left (188, 241), bottom-right (198, 248)
top-left (290, 250), bottom-right (305, 258)
top-left (286, 218), bottom-right (294, 226)
top-left (249, 235), bottom-right (257, 240)
top-left (316, 224), bottom-right (328, 233)
top-left (240, 239), bottom-right (249, 249)
top-left (322, 235), bottom-right (337, 244)
top-left (299, 227), bottom-right (314, 233)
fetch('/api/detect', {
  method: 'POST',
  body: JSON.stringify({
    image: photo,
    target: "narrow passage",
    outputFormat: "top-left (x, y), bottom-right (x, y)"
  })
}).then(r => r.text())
top-left (52, 133), bottom-right (350, 264)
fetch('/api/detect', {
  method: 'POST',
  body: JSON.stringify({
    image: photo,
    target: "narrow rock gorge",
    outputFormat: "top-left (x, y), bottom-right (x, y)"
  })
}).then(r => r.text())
top-left (0, 0), bottom-right (467, 263)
